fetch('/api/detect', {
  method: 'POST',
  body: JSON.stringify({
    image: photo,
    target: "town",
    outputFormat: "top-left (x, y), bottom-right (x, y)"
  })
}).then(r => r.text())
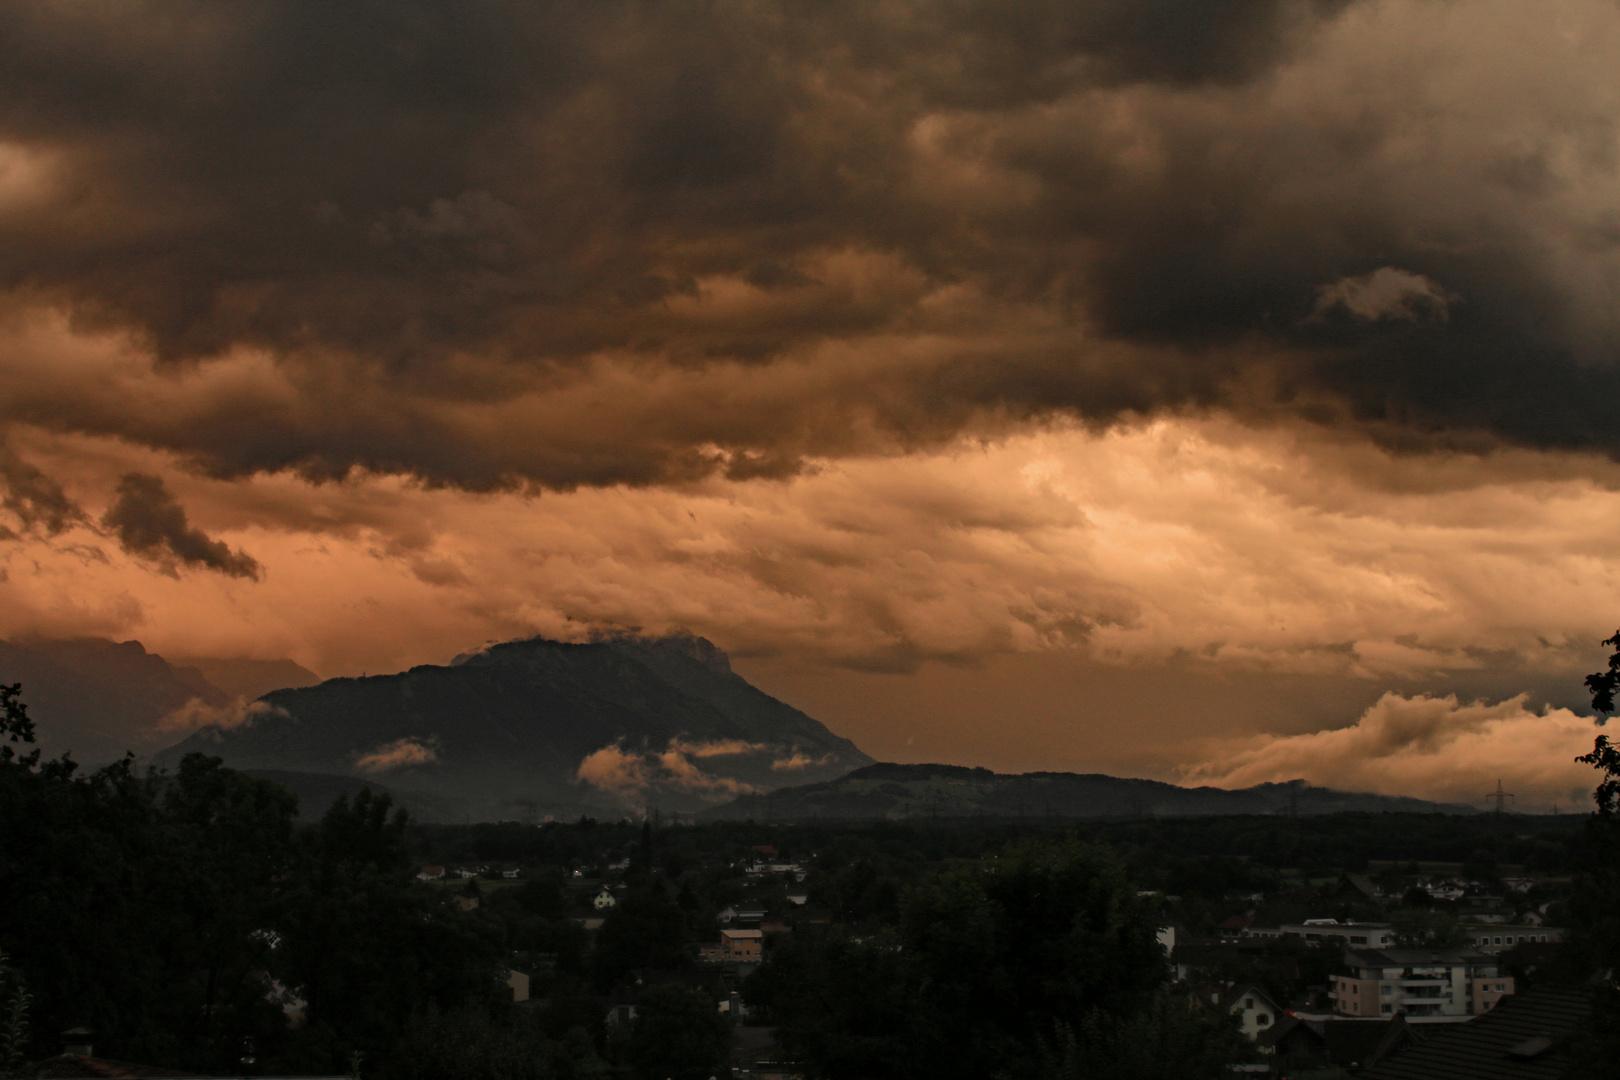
top-left (381, 808), bottom-right (1592, 1078)
top-left (3, 680), bottom-right (1609, 1080)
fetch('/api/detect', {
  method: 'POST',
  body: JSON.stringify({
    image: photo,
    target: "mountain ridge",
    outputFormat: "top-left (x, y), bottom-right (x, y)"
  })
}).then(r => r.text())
top-left (699, 760), bottom-right (1481, 820)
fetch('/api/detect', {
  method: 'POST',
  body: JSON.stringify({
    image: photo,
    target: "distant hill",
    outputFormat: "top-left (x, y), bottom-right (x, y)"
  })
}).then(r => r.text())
top-left (238, 769), bottom-right (453, 822)
top-left (700, 762), bottom-right (1479, 821)
top-left (0, 637), bottom-right (231, 765)
top-left (155, 633), bottom-right (874, 822)
top-left (0, 638), bottom-right (335, 766)
top-left (168, 656), bottom-right (321, 700)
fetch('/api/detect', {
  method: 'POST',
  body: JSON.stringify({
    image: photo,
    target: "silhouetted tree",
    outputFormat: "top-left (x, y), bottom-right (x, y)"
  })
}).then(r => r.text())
top-left (750, 838), bottom-right (1244, 1080)
top-left (618, 984), bottom-right (729, 1080)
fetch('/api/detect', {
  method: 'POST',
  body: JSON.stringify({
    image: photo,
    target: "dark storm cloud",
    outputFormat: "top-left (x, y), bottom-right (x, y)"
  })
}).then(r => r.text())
top-left (0, 445), bottom-right (85, 535)
top-left (1, 0), bottom-right (1617, 488)
top-left (101, 473), bottom-right (262, 579)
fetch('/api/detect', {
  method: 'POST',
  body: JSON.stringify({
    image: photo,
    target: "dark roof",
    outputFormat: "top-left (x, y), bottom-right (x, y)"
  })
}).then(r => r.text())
top-left (1347, 947), bottom-right (1490, 966)
top-left (1322, 1015), bottom-right (1424, 1069)
top-left (1257, 1012), bottom-right (1317, 1051)
top-left (30, 1058), bottom-right (347, 1080)
top-left (1358, 988), bottom-right (1593, 1080)
top-left (31, 1055), bottom-right (201, 1078)
top-left (1336, 874), bottom-right (1381, 899)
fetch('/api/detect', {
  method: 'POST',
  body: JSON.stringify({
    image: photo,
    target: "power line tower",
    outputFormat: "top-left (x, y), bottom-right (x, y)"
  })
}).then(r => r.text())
top-left (1485, 779), bottom-right (1516, 816)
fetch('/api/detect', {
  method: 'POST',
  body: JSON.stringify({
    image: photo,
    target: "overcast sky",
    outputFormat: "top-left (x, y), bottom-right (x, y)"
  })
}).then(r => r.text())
top-left (3, 0), bottom-right (1618, 809)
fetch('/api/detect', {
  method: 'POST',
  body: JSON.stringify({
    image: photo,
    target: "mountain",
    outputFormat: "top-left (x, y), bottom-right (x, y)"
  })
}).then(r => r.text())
top-left (0, 637), bottom-right (231, 765)
top-left (700, 761), bottom-right (1480, 821)
top-left (154, 633), bottom-right (874, 821)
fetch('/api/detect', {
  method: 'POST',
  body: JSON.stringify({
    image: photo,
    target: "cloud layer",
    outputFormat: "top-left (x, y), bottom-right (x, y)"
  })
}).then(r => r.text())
top-left (1184, 693), bottom-right (1603, 809)
top-left (5, 415), bottom-right (1620, 682)
top-left (2, 0), bottom-right (1620, 494)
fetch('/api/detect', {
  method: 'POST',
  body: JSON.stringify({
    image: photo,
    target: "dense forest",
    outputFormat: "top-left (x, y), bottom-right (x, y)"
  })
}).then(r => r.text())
top-left (4, 678), bottom-right (1619, 1079)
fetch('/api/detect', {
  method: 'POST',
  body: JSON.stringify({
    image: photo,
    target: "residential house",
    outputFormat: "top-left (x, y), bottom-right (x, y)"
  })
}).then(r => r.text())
top-left (1422, 880), bottom-right (1466, 902)
top-left (1332, 874), bottom-right (1383, 905)
top-left (1203, 984), bottom-right (1284, 1040)
top-left (508, 969), bottom-right (530, 1003)
top-left (747, 860), bottom-right (806, 880)
top-left (1331, 948), bottom-right (1511, 1018)
top-left (721, 928), bottom-right (764, 962)
top-left (416, 865), bottom-right (445, 881)
top-left (1466, 925), bottom-right (1564, 954)
top-left (593, 887), bottom-right (618, 911)
top-left (717, 905), bottom-right (766, 924)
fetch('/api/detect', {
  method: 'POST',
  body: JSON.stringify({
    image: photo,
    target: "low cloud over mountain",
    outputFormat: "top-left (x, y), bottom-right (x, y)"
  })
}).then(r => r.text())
top-left (1184, 693), bottom-right (1603, 810)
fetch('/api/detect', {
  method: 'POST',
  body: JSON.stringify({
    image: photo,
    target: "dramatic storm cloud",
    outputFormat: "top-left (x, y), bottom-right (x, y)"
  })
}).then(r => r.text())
top-left (3, 0), bottom-right (1620, 488)
top-left (102, 472), bottom-right (262, 579)
top-left (4, 1), bottom-right (1620, 790)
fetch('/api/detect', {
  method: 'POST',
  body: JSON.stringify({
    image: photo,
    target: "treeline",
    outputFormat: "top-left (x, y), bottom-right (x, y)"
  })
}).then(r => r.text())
top-left (410, 808), bottom-right (1586, 887)
top-left (746, 840), bottom-right (1250, 1080)
top-left (0, 685), bottom-right (610, 1079)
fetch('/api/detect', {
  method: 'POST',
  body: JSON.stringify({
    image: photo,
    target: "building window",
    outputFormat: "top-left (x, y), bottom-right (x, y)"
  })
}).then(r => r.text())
top-left (1257, 1014), bottom-right (1270, 1027)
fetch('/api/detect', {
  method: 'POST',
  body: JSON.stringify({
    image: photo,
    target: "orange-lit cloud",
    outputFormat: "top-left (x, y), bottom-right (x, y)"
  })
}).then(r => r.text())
top-left (1183, 693), bottom-right (1603, 811)
top-left (772, 752), bottom-right (833, 772)
top-left (576, 740), bottom-right (758, 804)
top-left (355, 737), bottom-right (440, 774)
top-left (4, 415), bottom-right (1620, 686)
top-left (158, 697), bottom-right (287, 735)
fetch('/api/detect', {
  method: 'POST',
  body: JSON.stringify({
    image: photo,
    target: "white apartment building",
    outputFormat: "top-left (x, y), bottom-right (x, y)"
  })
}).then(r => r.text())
top-left (1330, 948), bottom-right (1511, 1019)
top-left (1251, 921), bottom-right (1397, 949)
